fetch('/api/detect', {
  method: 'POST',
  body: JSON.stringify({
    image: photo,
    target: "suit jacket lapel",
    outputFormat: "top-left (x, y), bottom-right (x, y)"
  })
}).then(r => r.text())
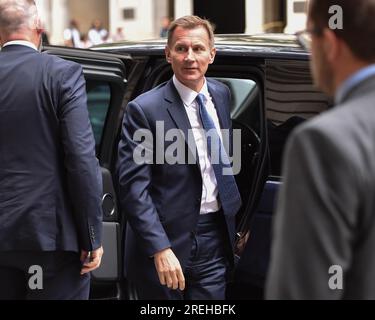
top-left (164, 80), bottom-right (199, 164)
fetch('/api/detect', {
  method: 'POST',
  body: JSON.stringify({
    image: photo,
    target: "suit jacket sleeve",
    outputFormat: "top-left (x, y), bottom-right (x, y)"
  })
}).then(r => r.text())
top-left (58, 62), bottom-right (103, 251)
top-left (265, 123), bottom-right (360, 299)
top-left (117, 100), bottom-right (171, 257)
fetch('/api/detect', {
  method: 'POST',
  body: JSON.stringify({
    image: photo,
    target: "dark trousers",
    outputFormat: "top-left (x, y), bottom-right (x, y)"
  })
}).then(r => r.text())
top-left (136, 211), bottom-right (231, 300)
top-left (0, 251), bottom-right (90, 300)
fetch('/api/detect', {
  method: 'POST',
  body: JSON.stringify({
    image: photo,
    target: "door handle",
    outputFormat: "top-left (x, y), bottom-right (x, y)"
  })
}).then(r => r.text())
top-left (102, 193), bottom-right (115, 217)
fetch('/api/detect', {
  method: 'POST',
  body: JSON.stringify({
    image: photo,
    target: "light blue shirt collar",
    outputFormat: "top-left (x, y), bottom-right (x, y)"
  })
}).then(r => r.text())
top-left (335, 64), bottom-right (375, 104)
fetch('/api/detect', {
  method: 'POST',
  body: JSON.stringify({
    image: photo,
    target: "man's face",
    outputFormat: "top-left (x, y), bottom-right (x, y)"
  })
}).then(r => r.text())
top-left (94, 19), bottom-right (101, 30)
top-left (308, 21), bottom-right (335, 95)
top-left (165, 26), bottom-right (216, 92)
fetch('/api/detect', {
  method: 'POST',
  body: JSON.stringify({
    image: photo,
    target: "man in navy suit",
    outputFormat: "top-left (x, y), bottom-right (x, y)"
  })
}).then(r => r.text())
top-left (118, 15), bottom-right (242, 300)
top-left (0, 0), bottom-right (103, 299)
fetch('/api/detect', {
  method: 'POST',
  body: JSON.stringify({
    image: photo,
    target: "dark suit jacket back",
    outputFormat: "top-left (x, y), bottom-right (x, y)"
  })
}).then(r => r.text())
top-left (0, 45), bottom-right (103, 252)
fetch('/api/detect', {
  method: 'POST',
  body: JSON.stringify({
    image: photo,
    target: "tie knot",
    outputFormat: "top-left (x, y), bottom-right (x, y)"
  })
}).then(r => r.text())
top-left (196, 93), bottom-right (206, 107)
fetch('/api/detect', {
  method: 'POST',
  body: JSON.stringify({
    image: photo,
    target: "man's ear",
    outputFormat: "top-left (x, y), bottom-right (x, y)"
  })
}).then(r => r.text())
top-left (323, 29), bottom-right (340, 63)
top-left (33, 16), bottom-right (43, 34)
top-left (209, 47), bottom-right (216, 65)
top-left (165, 46), bottom-right (171, 63)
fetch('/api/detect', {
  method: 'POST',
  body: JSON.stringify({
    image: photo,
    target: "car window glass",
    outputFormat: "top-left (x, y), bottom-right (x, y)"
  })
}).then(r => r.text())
top-left (213, 77), bottom-right (262, 223)
top-left (265, 60), bottom-right (332, 177)
top-left (213, 78), bottom-right (260, 136)
top-left (86, 81), bottom-right (111, 148)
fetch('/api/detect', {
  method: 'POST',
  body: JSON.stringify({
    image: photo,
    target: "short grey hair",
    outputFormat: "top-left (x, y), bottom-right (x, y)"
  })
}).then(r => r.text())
top-left (0, 0), bottom-right (38, 34)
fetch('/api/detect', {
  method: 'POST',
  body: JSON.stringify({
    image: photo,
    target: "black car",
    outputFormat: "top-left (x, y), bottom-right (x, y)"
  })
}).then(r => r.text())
top-left (43, 34), bottom-right (331, 300)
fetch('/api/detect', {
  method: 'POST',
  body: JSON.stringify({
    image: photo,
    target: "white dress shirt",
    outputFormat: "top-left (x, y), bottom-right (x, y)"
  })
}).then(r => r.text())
top-left (3, 40), bottom-right (38, 51)
top-left (173, 76), bottom-right (224, 214)
top-left (88, 28), bottom-right (108, 46)
top-left (63, 28), bottom-right (83, 48)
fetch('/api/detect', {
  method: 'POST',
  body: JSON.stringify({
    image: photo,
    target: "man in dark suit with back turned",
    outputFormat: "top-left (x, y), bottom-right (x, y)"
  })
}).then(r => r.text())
top-left (266, 0), bottom-right (375, 299)
top-left (0, 0), bottom-right (103, 300)
top-left (118, 15), bottom-right (242, 300)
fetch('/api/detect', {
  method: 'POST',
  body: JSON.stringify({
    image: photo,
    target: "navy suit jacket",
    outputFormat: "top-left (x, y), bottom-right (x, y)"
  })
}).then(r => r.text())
top-left (0, 45), bottom-right (103, 252)
top-left (118, 79), bottom-right (237, 280)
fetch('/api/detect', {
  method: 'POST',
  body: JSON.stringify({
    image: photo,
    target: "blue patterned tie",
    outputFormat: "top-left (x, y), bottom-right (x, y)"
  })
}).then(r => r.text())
top-left (196, 93), bottom-right (242, 217)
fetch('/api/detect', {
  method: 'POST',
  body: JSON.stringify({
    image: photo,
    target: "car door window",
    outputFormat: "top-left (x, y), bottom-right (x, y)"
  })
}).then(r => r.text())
top-left (265, 60), bottom-right (332, 177)
top-left (213, 77), bottom-right (262, 226)
top-left (86, 80), bottom-right (111, 149)
top-left (214, 78), bottom-right (260, 136)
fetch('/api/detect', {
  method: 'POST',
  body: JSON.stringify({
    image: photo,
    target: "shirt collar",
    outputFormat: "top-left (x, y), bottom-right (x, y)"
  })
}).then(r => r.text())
top-left (173, 75), bottom-right (210, 106)
top-left (3, 40), bottom-right (38, 51)
top-left (335, 64), bottom-right (375, 104)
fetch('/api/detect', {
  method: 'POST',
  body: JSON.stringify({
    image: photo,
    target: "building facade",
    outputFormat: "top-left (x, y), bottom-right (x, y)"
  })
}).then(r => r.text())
top-left (35, 0), bottom-right (307, 45)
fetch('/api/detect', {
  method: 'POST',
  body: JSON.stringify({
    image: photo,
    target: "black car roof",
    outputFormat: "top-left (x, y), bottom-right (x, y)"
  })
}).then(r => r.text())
top-left (91, 33), bottom-right (309, 60)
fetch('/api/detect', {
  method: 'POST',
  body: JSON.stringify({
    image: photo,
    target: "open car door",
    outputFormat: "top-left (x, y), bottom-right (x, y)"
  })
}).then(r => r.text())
top-left (43, 46), bottom-right (129, 299)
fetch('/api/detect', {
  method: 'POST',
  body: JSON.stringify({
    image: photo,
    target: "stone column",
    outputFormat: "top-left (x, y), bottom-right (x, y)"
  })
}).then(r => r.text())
top-left (50, 0), bottom-right (69, 45)
top-left (245, 0), bottom-right (264, 34)
top-left (109, 0), bottom-right (119, 36)
top-left (35, 0), bottom-right (51, 32)
top-left (154, 0), bottom-right (169, 38)
top-left (174, 0), bottom-right (193, 19)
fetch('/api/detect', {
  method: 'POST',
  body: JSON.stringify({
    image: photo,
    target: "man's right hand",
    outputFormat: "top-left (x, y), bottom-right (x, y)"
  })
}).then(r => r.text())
top-left (80, 246), bottom-right (104, 275)
top-left (154, 248), bottom-right (185, 291)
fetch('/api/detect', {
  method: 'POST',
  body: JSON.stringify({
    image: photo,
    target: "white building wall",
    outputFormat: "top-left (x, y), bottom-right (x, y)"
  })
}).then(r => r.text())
top-left (36, 0), bottom-right (303, 45)
top-left (245, 0), bottom-right (264, 34)
top-left (284, 0), bottom-right (307, 34)
top-left (153, 0), bottom-right (169, 39)
top-left (110, 0), bottom-right (156, 40)
top-left (35, 0), bottom-right (51, 31)
top-left (36, 0), bottom-right (71, 45)
top-left (174, 0), bottom-right (193, 19)
top-left (50, 0), bottom-right (69, 45)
